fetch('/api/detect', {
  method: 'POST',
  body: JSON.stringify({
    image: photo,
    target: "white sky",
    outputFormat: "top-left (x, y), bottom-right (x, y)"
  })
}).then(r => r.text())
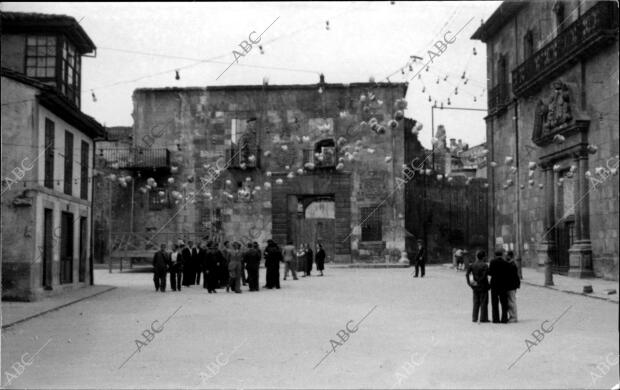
top-left (2, 1), bottom-right (500, 149)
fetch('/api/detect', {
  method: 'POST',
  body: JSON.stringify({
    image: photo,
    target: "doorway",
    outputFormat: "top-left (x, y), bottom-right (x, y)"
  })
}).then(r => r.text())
top-left (79, 216), bottom-right (87, 282)
top-left (43, 208), bottom-right (54, 289)
top-left (292, 197), bottom-right (335, 262)
top-left (60, 211), bottom-right (74, 284)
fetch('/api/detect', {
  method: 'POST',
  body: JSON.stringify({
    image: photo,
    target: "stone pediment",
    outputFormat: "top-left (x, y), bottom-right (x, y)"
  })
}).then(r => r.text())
top-left (532, 81), bottom-right (590, 147)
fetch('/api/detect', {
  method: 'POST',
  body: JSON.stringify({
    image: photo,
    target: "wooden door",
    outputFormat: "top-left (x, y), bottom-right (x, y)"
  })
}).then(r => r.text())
top-left (43, 208), bottom-right (54, 289)
top-left (79, 216), bottom-right (87, 282)
top-left (60, 212), bottom-right (74, 284)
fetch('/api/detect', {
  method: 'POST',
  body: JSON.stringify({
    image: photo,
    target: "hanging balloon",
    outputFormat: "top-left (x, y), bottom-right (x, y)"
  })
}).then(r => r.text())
top-left (385, 156), bottom-right (392, 163)
top-left (266, 171), bottom-right (272, 177)
top-left (505, 156), bottom-right (514, 165)
top-left (168, 177), bottom-right (175, 184)
top-left (394, 110), bottom-right (404, 120)
top-left (388, 119), bottom-right (398, 129)
top-left (264, 150), bottom-right (272, 157)
top-left (264, 182), bottom-right (272, 189)
top-left (587, 144), bottom-right (598, 154)
top-left (528, 162), bottom-right (537, 170)
top-left (336, 162), bottom-right (344, 170)
top-left (275, 178), bottom-right (283, 185)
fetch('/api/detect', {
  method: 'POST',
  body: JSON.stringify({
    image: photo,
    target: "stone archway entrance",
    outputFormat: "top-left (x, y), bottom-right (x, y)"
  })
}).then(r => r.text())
top-left (292, 196), bottom-right (335, 262)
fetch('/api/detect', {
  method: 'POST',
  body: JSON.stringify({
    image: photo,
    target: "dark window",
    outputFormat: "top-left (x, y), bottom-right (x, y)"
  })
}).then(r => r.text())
top-left (149, 188), bottom-right (169, 210)
top-left (64, 131), bottom-right (73, 195)
top-left (360, 206), bottom-right (382, 242)
top-left (44, 118), bottom-right (55, 189)
top-left (524, 30), bottom-right (534, 59)
top-left (61, 39), bottom-right (81, 107)
top-left (26, 35), bottom-right (56, 79)
top-left (498, 55), bottom-right (508, 85)
top-left (80, 141), bottom-right (89, 200)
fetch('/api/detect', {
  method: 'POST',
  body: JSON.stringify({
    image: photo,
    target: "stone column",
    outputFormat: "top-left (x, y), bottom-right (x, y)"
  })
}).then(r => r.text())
top-left (568, 150), bottom-right (594, 278)
top-left (536, 164), bottom-right (555, 286)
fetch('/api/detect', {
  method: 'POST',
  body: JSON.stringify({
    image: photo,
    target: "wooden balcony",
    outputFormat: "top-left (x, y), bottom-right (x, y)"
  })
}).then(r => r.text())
top-left (98, 148), bottom-right (171, 170)
top-left (512, 1), bottom-right (619, 97)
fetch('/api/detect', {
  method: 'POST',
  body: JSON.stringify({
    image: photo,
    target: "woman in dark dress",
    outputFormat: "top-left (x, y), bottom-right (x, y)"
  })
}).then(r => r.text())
top-left (263, 239), bottom-right (282, 289)
top-left (315, 242), bottom-right (325, 276)
top-left (305, 244), bottom-right (314, 276)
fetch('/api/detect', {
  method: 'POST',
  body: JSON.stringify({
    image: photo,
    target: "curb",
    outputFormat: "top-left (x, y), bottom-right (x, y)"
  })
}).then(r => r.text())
top-left (520, 281), bottom-right (618, 304)
top-left (438, 263), bottom-right (618, 304)
top-left (2, 286), bottom-right (117, 329)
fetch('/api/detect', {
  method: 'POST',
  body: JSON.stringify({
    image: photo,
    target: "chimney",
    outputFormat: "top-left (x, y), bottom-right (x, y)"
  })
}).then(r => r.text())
top-left (319, 73), bottom-right (325, 84)
top-left (450, 138), bottom-right (456, 148)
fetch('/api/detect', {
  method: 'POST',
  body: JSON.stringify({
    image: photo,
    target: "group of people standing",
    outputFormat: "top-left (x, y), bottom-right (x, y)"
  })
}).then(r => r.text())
top-left (466, 249), bottom-right (521, 323)
top-left (152, 239), bottom-right (326, 294)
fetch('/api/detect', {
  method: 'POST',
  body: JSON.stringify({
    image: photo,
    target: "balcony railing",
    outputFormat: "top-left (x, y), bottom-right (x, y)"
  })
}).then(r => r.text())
top-left (488, 83), bottom-right (511, 114)
top-left (224, 147), bottom-right (261, 169)
top-left (98, 148), bottom-right (170, 169)
top-left (512, 1), bottom-right (618, 97)
top-left (303, 147), bottom-right (337, 169)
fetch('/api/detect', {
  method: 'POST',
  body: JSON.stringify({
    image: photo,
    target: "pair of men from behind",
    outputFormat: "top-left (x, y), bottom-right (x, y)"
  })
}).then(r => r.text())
top-left (466, 249), bottom-right (520, 323)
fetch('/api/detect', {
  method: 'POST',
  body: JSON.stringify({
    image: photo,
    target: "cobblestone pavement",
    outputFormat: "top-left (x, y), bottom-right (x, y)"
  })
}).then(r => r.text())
top-left (1, 265), bottom-right (618, 389)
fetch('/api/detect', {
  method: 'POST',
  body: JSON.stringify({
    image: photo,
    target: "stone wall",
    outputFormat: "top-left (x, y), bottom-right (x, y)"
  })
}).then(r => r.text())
top-left (99, 81), bottom-right (410, 262)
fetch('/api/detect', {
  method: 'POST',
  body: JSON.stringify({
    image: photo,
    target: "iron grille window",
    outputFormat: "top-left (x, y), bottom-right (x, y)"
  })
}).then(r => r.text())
top-left (149, 188), bottom-right (170, 210)
top-left (64, 131), bottom-right (73, 195)
top-left (44, 118), bottom-right (55, 189)
top-left (26, 36), bottom-right (56, 79)
top-left (80, 141), bottom-right (89, 200)
top-left (360, 206), bottom-right (382, 242)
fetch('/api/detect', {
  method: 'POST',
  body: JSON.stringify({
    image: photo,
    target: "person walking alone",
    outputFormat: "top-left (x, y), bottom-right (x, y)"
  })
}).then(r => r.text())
top-left (152, 244), bottom-right (169, 292)
top-left (466, 250), bottom-right (490, 323)
top-left (263, 239), bottom-right (282, 289)
top-left (413, 239), bottom-right (426, 278)
top-left (283, 241), bottom-right (298, 281)
top-left (315, 242), bottom-right (325, 276)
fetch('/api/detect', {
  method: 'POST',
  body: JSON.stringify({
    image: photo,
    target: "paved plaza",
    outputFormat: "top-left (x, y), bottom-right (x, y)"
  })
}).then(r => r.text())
top-left (1, 265), bottom-right (618, 389)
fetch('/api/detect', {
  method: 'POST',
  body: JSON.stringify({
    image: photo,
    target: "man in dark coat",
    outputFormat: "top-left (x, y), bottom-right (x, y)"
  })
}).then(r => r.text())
top-left (219, 241), bottom-right (230, 289)
top-left (315, 242), bottom-right (326, 276)
top-left (203, 241), bottom-right (220, 293)
top-left (263, 239), bottom-right (282, 289)
top-left (488, 249), bottom-right (511, 323)
top-left (152, 244), bottom-right (169, 292)
top-left (182, 242), bottom-right (193, 287)
top-left (506, 251), bottom-right (521, 322)
top-left (244, 242), bottom-right (262, 291)
top-left (413, 239), bottom-right (426, 278)
top-left (466, 250), bottom-right (490, 323)
top-left (191, 241), bottom-right (201, 285)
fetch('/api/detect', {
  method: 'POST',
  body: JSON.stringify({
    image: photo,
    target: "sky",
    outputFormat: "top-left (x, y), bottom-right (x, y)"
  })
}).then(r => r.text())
top-left (2, 1), bottom-right (500, 149)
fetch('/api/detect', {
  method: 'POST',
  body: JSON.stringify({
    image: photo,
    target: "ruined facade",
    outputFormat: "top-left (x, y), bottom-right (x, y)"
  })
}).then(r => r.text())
top-left (96, 80), bottom-right (412, 263)
top-left (473, 1), bottom-right (619, 280)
